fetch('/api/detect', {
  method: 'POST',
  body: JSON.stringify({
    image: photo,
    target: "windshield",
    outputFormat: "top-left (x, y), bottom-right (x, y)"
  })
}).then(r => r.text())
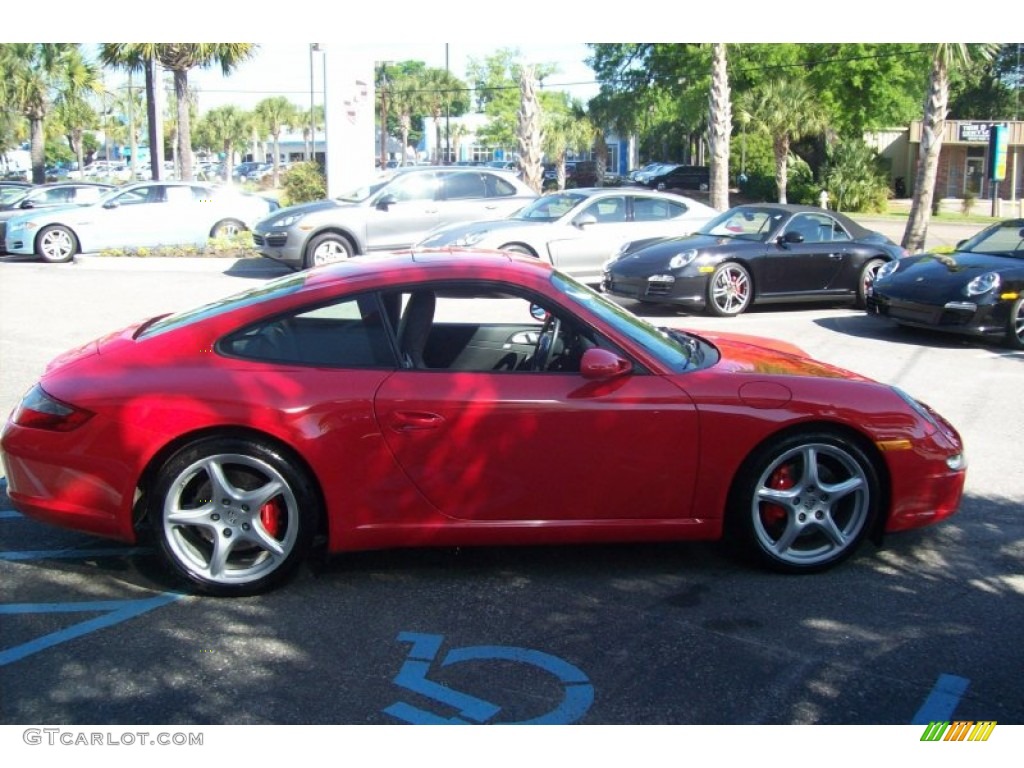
top-left (550, 271), bottom-right (710, 372)
top-left (335, 176), bottom-right (393, 203)
top-left (958, 220), bottom-right (1024, 258)
top-left (698, 207), bottom-right (784, 242)
top-left (1, 187), bottom-right (31, 205)
top-left (512, 192), bottom-right (587, 223)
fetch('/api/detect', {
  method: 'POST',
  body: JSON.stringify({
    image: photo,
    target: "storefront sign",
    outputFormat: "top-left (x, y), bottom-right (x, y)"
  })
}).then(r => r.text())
top-left (958, 122), bottom-right (1006, 143)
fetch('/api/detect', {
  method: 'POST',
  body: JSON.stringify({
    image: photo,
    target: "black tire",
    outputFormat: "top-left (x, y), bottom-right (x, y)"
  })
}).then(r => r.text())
top-left (150, 436), bottom-right (318, 596)
top-left (856, 258), bottom-right (886, 308)
top-left (35, 225), bottom-right (78, 263)
top-left (1005, 297), bottom-right (1024, 350)
top-left (211, 218), bottom-right (246, 238)
top-left (304, 233), bottom-right (353, 269)
top-left (728, 431), bottom-right (880, 573)
top-left (706, 262), bottom-right (752, 317)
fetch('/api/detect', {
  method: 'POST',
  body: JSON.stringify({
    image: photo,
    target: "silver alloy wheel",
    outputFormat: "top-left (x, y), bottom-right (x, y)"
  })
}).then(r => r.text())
top-left (857, 258), bottom-right (885, 308)
top-left (38, 226), bottom-right (76, 262)
top-left (161, 453), bottom-right (300, 587)
top-left (750, 442), bottom-right (871, 568)
top-left (212, 219), bottom-right (245, 238)
top-left (311, 237), bottom-right (351, 266)
top-left (709, 263), bottom-right (751, 316)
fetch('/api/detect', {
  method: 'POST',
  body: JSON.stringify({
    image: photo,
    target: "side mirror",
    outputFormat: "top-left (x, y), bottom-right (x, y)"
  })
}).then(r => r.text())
top-left (575, 213), bottom-right (598, 228)
top-left (376, 193), bottom-right (398, 210)
top-left (529, 303), bottom-right (549, 322)
top-left (103, 200), bottom-right (120, 209)
top-left (20, 200), bottom-right (36, 209)
top-left (580, 348), bottom-right (632, 380)
top-left (780, 230), bottom-right (804, 245)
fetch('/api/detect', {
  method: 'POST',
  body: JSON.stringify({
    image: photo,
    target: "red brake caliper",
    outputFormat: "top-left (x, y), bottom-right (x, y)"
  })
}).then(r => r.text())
top-left (260, 499), bottom-right (282, 538)
top-left (763, 464), bottom-right (794, 527)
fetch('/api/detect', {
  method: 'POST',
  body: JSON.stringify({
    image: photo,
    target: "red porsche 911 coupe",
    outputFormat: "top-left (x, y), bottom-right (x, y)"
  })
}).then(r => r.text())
top-left (0, 251), bottom-right (967, 595)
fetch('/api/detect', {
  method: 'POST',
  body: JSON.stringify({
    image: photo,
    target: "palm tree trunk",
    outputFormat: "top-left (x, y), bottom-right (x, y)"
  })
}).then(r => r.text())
top-left (708, 43), bottom-right (731, 211)
top-left (145, 56), bottom-right (163, 181)
top-left (174, 69), bottom-right (193, 181)
top-left (903, 57), bottom-right (949, 253)
top-left (774, 135), bottom-right (789, 204)
top-left (30, 116), bottom-right (46, 185)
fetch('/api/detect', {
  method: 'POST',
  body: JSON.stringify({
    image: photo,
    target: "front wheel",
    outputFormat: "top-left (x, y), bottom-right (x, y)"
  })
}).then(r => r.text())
top-left (856, 258), bottom-right (886, 308)
top-left (729, 432), bottom-right (879, 573)
top-left (36, 225), bottom-right (78, 263)
top-left (1006, 297), bottom-right (1024, 350)
top-left (305, 233), bottom-right (353, 269)
top-left (706, 262), bottom-right (752, 317)
top-left (151, 436), bottom-right (318, 596)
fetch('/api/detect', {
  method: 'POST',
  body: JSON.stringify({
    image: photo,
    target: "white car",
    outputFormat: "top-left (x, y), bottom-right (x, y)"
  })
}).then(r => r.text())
top-left (4, 181), bottom-right (279, 262)
top-left (416, 187), bottom-right (719, 284)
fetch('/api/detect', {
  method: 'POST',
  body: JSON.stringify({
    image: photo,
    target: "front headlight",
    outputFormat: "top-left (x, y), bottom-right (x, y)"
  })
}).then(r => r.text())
top-left (874, 260), bottom-right (900, 282)
top-left (271, 213), bottom-right (304, 228)
top-left (669, 249), bottom-right (698, 270)
top-left (964, 271), bottom-right (1001, 297)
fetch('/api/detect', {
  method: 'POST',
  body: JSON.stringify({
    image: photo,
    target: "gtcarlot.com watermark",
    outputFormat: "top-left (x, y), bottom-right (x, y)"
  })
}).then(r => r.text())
top-left (23, 729), bottom-right (203, 747)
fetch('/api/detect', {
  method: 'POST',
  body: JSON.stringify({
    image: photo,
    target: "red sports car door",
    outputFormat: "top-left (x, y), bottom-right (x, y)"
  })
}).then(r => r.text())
top-left (374, 369), bottom-right (699, 522)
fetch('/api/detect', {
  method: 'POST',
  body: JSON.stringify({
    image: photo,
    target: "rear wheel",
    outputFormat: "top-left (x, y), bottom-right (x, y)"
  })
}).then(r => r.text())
top-left (211, 218), bottom-right (246, 238)
top-left (151, 436), bottom-right (318, 596)
top-left (36, 225), bottom-right (78, 263)
top-left (501, 244), bottom-right (537, 257)
top-left (1006, 297), bottom-right (1024, 350)
top-left (729, 431), bottom-right (879, 573)
top-left (856, 258), bottom-right (886, 308)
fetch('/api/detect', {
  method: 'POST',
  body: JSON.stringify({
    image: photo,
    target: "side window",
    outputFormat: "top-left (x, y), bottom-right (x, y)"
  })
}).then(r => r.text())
top-left (787, 213), bottom-right (833, 243)
top-left (386, 172), bottom-right (438, 202)
top-left (219, 293), bottom-right (397, 368)
top-left (166, 186), bottom-right (195, 205)
top-left (582, 196), bottom-right (626, 223)
top-left (442, 172), bottom-right (487, 200)
top-left (72, 186), bottom-right (105, 204)
top-left (483, 172), bottom-right (519, 197)
top-left (633, 197), bottom-right (686, 221)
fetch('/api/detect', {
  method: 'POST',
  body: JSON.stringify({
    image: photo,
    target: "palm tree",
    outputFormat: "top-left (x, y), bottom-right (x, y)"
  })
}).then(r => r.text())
top-left (543, 107), bottom-right (593, 191)
top-left (390, 72), bottom-right (425, 165)
top-left (112, 74), bottom-right (146, 179)
top-left (0, 44), bottom-right (100, 184)
top-left (421, 67), bottom-right (466, 163)
top-left (517, 65), bottom-right (544, 194)
top-left (738, 78), bottom-right (826, 204)
top-left (707, 43), bottom-right (731, 211)
top-left (48, 47), bottom-right (103, 179)
top-left (195, 105), bottom-right (250, 181)
top-left (152, 44), bottom-right (257, 181)
top-left (254, 96), bottom-right (298, 187)
top-left (100, 44), bottom-right (164, 179)
top-left (903, 44), bottom-right (1002, 253)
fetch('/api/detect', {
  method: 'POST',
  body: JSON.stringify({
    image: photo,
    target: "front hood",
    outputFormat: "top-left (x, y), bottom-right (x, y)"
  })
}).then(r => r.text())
top-left (611, 234), bottom-right (758, 273)
top-left (419, 218), bottom-right (538, 246)
top-left (699, 332), bottom-right (868, 380)
top-left (876, 251), bottom-right (1024, 298)
top-left (262, 198), bottom-right (351, 224)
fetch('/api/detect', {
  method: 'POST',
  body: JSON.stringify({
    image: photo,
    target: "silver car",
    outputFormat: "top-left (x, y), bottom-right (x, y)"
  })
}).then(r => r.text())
top-left (253, 166), bottom-right (538, 270)
top-left (416, 188), bottom-right (719, 284)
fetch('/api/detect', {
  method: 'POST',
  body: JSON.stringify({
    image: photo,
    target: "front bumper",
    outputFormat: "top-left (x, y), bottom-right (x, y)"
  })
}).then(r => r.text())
top-left (252, 229), bottom-right (304, 268)
top-left (867, 291), bottom-right (1008, 339)
top-left (602, 269), bottom-right (708, 308)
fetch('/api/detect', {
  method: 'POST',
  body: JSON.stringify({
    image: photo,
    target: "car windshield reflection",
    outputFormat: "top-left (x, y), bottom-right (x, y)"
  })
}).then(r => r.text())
top-left (513, 192), bottom-right (587, 222)
top-left (959, 221), bottom-right (1024, 258)
top-left (698, 207), bottom-right (784, 241)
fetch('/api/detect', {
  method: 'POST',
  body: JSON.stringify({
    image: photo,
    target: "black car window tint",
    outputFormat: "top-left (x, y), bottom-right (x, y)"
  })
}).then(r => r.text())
top-left (221, 292), bottom-right (396, 368)
top-left (486, 173), bottom-right (518, 197)
top-left (443, 172), bottom-right (487, 200)
top-left (633, 197), bottom-right (674, 221)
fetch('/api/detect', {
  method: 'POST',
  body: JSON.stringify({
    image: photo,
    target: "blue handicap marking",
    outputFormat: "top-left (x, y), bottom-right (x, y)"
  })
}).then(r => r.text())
top-left (0, 593), bottom-right (185, 666)
top-left (383, 631), bottom-right (594, 725)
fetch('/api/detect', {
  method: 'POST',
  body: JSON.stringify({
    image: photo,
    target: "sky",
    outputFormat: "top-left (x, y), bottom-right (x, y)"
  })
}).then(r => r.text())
top-left (180, 43), bottom-right (601, 113)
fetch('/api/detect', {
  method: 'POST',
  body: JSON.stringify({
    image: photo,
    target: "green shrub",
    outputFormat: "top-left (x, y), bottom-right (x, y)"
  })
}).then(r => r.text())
top-left (280, 161), bottom-right (326, 207)
top-left (821, 138), bottom-right (891, 213)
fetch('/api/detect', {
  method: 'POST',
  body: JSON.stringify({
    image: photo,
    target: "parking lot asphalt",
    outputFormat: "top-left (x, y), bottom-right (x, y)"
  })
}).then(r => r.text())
top-left (1, 246), bottom-right (1022, 734)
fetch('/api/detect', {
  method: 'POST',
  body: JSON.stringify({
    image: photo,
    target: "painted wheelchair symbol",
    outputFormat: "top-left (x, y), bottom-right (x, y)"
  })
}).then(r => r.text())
top-left (383, 631), bottom-right (594, 724)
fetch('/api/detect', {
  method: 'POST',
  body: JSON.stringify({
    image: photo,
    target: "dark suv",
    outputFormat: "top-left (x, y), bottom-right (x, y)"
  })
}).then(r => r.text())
top-left (647, 165), bottom-right (710, 191)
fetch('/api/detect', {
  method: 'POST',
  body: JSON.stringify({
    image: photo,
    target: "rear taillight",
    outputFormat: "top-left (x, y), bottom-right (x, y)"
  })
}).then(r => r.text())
top-left (12, 385), bottom-right (93, 431)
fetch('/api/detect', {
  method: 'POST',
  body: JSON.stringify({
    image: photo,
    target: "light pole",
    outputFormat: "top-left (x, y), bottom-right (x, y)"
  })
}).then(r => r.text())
top-left (309, 43), bottom-right (321, 163)
top-left (379, 62), bottom-right (390, 169)
top-left (445, 44), bottom-right (451, 164)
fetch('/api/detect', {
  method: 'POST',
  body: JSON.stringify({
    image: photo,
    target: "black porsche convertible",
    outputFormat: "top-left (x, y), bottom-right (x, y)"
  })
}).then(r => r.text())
top-left (602, 204), bottom-right (907, 317)
top-left (867, 218), bottom-right (1024, 349)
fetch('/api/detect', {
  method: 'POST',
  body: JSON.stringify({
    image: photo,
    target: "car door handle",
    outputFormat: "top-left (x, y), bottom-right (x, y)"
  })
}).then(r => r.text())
top-left (389, 411), bottom-right (445, 432)
top-left (828, 253), bottom-right (843, 259)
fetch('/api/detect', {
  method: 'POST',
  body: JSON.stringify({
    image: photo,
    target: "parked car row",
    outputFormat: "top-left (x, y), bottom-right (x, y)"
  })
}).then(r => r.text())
top-left (2, 181), bottom-right (278, 262)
